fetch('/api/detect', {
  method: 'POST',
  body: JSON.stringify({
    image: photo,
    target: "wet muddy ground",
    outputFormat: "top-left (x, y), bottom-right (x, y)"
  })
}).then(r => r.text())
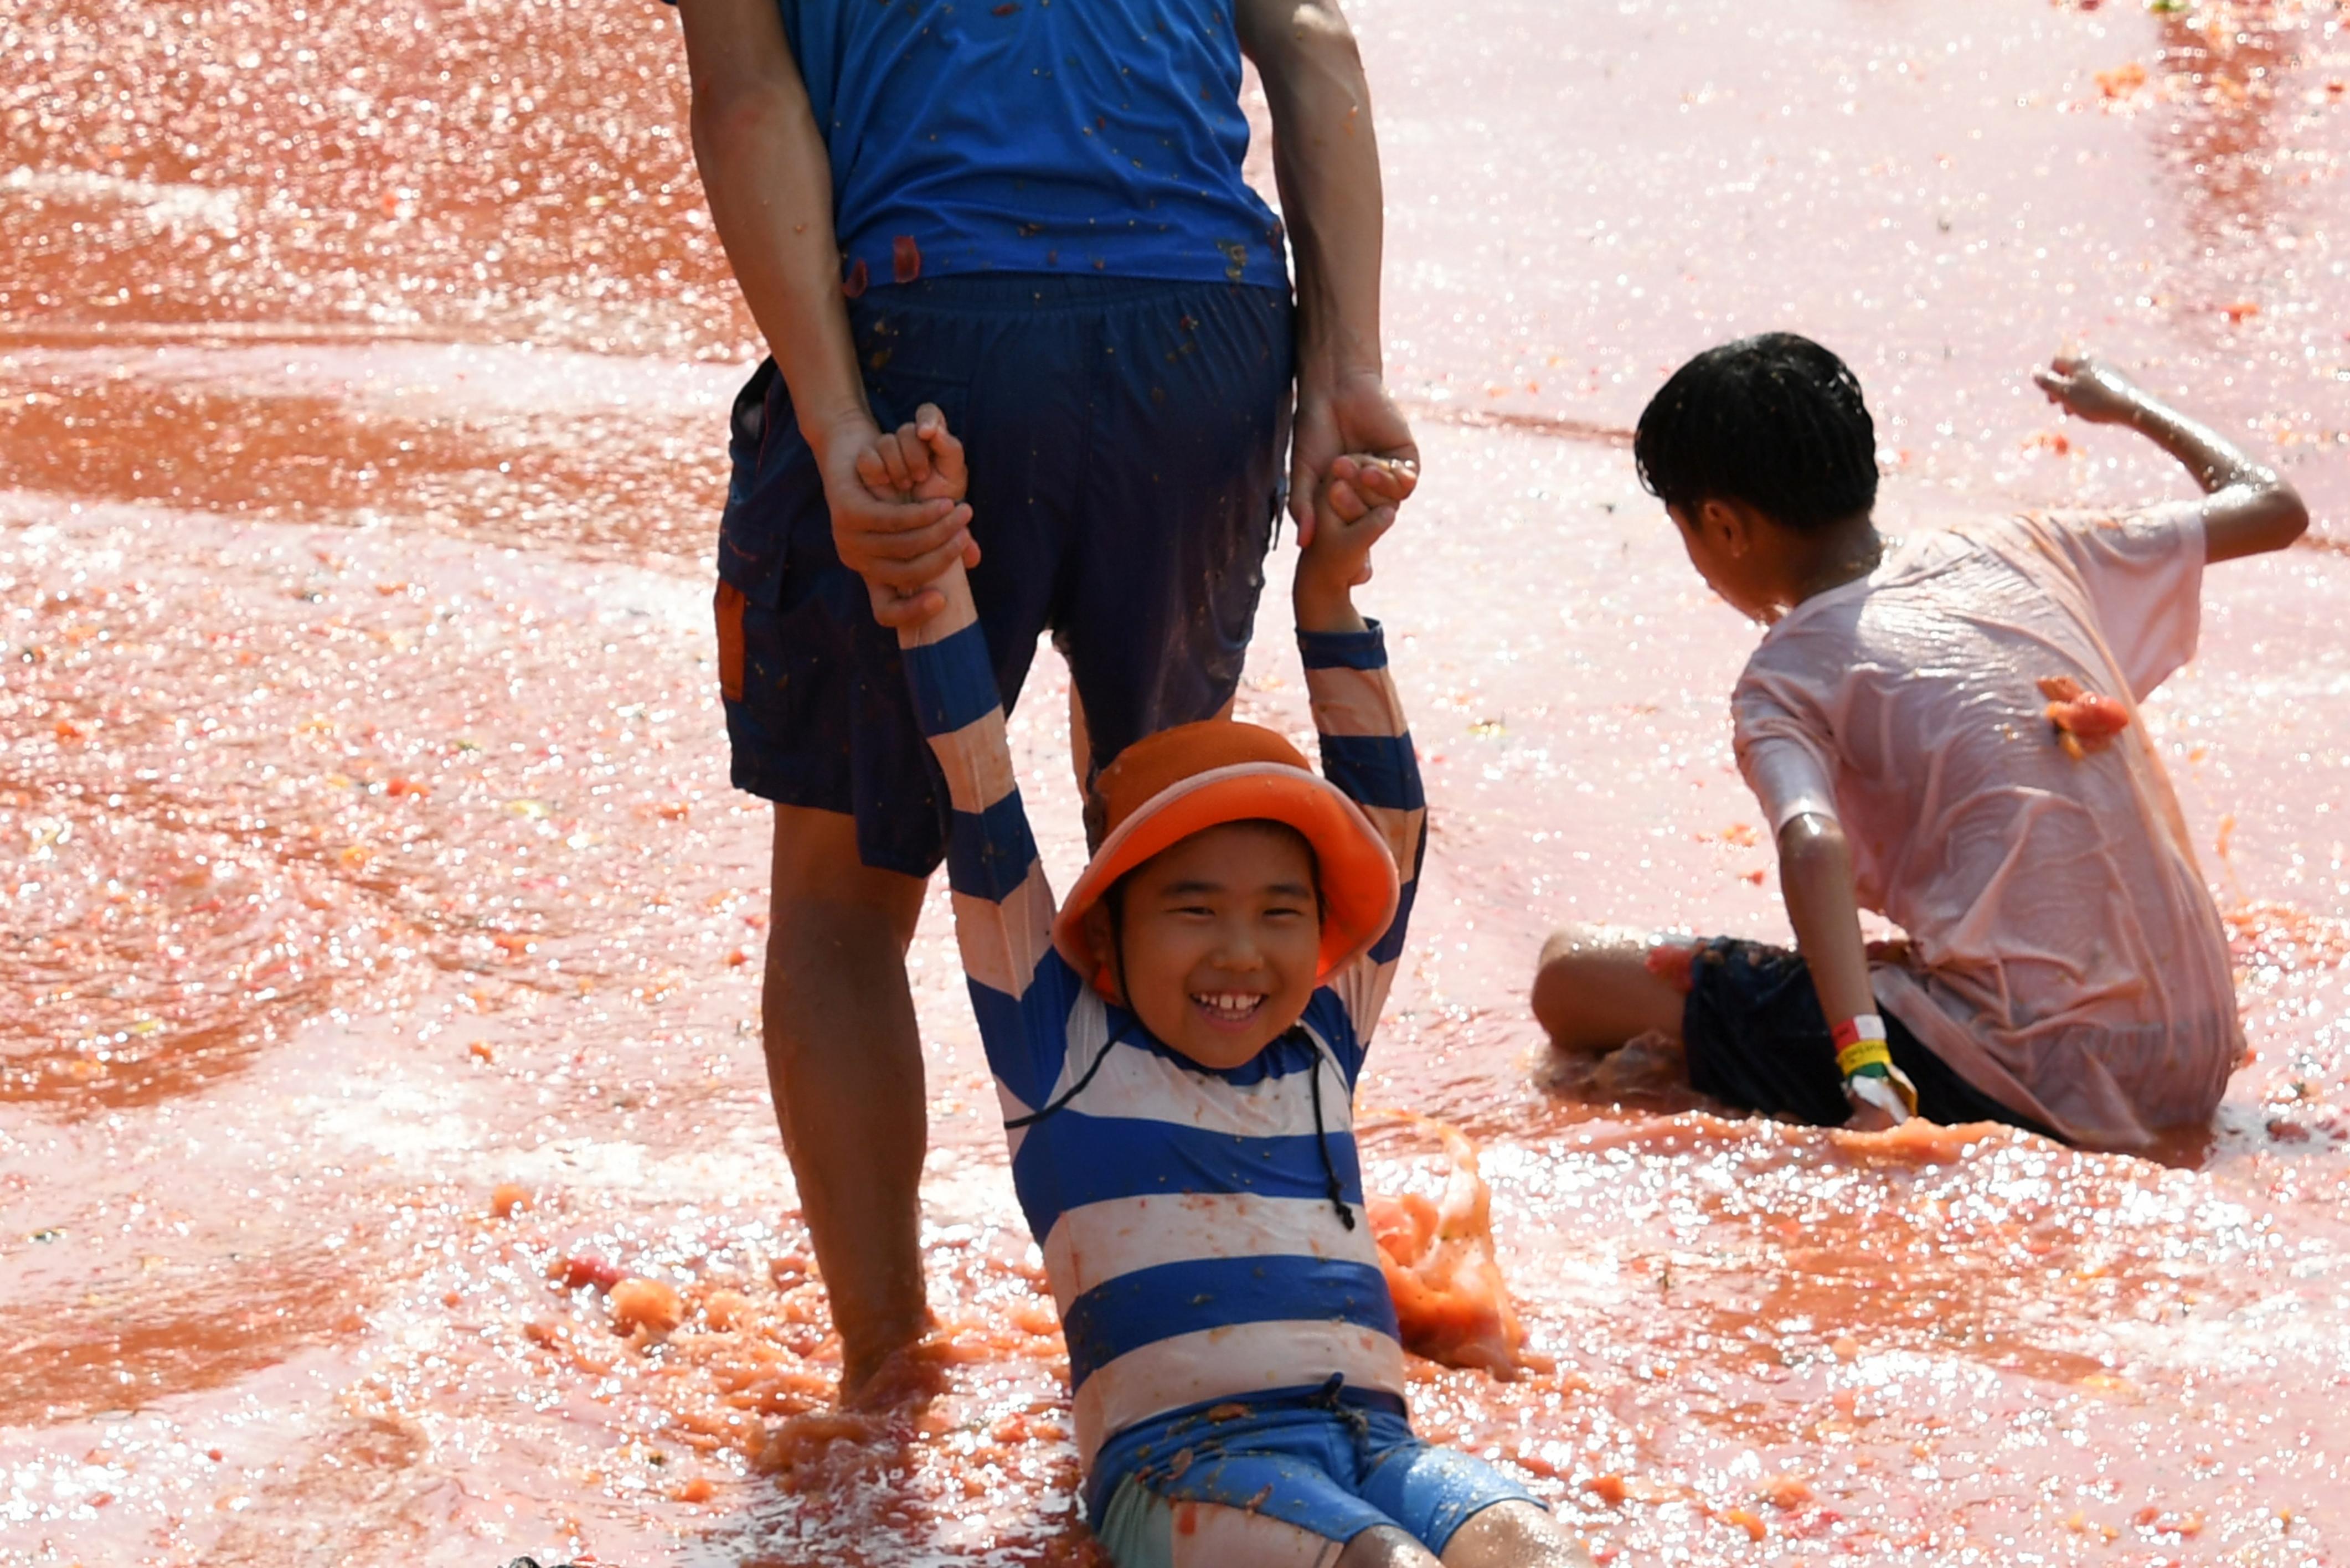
top-left (4, 0), bottom-right (2350, 1563)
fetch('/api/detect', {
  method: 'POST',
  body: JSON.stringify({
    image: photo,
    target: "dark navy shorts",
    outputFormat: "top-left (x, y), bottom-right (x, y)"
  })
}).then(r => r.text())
top-left (1087, 1384), bottom-right (1540, 1562)
top-left (1682, 937), bottom-right (2064, 1138)
top-left (712, 274), bottom-right (1292, 877)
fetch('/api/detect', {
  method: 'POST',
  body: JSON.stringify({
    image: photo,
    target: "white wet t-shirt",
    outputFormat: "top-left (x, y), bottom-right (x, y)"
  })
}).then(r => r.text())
top-left (1733, 503), bottom-right (2242, 1149)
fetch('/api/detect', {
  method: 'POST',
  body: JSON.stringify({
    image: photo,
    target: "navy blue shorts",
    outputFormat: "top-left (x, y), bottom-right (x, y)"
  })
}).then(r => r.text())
top-left (1682, 938), bottom-right (2064, 1138)
top-left (712, 274), bottom-right (1293, 877)
top-left (1087, 1384), bottom-right (1540, 1563)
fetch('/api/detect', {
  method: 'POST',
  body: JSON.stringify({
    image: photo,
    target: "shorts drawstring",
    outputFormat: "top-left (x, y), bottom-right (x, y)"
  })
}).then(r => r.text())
top-left (1307, 1371), bottom-right (1373, 1451)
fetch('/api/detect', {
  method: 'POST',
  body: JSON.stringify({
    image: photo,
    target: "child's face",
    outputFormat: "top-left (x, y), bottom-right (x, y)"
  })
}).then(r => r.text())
top-left (1669, 502), bottom-right (1781, 623)
top-left (1094, 821), bottom-right (1322, 1070)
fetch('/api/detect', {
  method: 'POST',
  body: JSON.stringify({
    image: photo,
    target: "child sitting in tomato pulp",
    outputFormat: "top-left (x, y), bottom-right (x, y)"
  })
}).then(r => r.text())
top-left (1533, 337), bottom-right (2306, 1148)
top-left (863, 410), bottom-right (1586, 1567)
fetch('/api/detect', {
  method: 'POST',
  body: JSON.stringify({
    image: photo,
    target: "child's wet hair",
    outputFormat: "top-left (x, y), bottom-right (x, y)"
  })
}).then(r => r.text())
top-left (1633, 332), bottom-right (1878, 534)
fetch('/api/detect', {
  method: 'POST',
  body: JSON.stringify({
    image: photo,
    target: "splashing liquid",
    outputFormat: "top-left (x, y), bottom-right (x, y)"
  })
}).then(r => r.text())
top-left (1363, 1115), bottom-right (1546, 1378)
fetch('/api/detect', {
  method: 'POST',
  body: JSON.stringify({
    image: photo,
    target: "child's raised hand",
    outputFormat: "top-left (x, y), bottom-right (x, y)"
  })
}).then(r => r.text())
top-left (846, 404), bottom-right (977, 628)
top-left (1327, 450), bottom-right (1418, 523)
top-left (2033, 353), bottom-right (2147, 427)
top-left (1294, 453), bottom-right (1402, 631)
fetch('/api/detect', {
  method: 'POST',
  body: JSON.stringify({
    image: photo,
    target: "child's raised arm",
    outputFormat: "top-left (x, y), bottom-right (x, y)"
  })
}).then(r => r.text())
top-left (1297, 460), bottom-right (1424, 1044)
top-left (887, 415), bottom-right (1075, 1118)
top-left (2034, 354), bottom-right (2308, 563)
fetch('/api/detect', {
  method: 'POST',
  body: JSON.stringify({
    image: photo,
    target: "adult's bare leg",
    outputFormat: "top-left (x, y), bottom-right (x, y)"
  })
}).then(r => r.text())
top-left (762, 802), bottom-right (931, 1399)
top-left (1530, 923), bottom-right (1688, 1056)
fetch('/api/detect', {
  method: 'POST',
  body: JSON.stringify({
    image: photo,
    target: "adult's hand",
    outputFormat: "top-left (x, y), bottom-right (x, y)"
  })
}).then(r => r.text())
top-left (816, 413), bottom-right (978, 631)
top-left (1290, 370), bottom-right (1419, 548)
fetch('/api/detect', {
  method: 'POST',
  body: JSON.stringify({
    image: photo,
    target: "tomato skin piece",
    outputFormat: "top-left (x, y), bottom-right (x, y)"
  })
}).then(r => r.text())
top-left (2062, 693), bottom-right (2130, 739)
top-left (2038, 675), bottom-right (2130, 754)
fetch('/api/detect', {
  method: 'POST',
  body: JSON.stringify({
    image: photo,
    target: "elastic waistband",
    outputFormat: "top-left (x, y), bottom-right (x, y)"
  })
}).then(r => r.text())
top-left (1160, 1380), bottom-right (1408, 1425)
top-left (1083, 1381), bottom-right (1410, 1520)
top-left (855, 271), bottom-right (1288, 314)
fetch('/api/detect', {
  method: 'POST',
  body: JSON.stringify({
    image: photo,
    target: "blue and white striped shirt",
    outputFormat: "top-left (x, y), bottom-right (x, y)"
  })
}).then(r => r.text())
top-left (899, 569), bottom-right (1426, 1472)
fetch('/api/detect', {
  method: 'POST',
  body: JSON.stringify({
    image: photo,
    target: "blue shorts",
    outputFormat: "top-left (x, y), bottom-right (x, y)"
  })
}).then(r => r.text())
top-left (712, 274), bottom-right (1293, 876)
top-left (1682, 937), bottom-right (2064, 1138)
top-left (1086, 1384), bottom-right (1540, 1565)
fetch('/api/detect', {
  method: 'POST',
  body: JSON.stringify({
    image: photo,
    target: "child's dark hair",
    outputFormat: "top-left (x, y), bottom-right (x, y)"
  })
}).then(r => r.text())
top-left (1633, 333), bottom-right (1878, 533)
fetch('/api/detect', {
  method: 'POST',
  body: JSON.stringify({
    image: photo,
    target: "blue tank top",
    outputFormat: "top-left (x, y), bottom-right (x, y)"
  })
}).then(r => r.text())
top-left (776, 0), bottom-right (1289, 290)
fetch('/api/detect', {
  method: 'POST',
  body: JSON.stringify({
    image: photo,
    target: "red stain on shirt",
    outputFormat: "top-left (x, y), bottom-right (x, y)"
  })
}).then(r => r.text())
top-left (2038, 674), bottom-right (2131, 756)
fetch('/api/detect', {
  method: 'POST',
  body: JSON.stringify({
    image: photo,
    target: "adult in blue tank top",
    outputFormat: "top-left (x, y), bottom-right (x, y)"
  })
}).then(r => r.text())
top-left (669, 0), bottom-right (1419, 1399)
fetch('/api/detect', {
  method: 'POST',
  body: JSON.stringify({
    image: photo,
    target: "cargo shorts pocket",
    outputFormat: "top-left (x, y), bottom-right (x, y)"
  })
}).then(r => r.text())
top-left (714, 580), bottom-right (748, 702)
top-left (716, 359), bottom-right (808, 612)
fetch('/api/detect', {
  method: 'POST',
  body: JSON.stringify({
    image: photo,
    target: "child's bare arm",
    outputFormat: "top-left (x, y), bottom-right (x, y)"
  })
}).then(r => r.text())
top-left (1777, 814), bottom-right (1911, 1129)
top-left (2034, 354), bottom-right (2308, 563)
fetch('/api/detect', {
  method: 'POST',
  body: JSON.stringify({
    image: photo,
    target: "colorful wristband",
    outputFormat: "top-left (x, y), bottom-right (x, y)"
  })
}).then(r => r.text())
top-left (1831, 1013), bottom-right (1887, 1051)
top-left (1837, 1038), bottom-right (1895, 1079)
top-left (1833, 1013), bottom-right (1917, 1116)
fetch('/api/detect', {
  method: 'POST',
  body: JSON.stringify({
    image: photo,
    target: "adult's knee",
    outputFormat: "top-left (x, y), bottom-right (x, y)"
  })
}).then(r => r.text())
top-left (766, 805), bottom-right (928, 950)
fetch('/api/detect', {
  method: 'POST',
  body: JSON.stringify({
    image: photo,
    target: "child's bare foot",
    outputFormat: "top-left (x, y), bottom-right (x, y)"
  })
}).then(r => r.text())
top-left (848, 403), bottom-right (975, 627)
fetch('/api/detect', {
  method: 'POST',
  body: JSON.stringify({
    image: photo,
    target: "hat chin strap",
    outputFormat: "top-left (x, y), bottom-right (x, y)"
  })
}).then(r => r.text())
top-left (1094, 897), bottom-right (1130, 1008)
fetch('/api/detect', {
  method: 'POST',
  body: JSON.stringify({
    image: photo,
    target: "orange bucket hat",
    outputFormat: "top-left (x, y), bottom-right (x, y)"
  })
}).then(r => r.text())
top-left (1054, 719), bottom-right (1401, 999)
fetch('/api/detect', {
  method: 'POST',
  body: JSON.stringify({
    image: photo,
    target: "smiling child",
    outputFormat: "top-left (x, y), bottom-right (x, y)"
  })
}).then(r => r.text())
top-left (867, 410), bottom-right (1585, 1567)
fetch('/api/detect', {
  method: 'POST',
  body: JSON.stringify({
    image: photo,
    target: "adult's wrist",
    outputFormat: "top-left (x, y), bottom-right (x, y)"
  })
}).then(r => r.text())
top-left (800, 401), bottom-right (878, 468)
top-left (1295, 343), bottom-right (1386, 393)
